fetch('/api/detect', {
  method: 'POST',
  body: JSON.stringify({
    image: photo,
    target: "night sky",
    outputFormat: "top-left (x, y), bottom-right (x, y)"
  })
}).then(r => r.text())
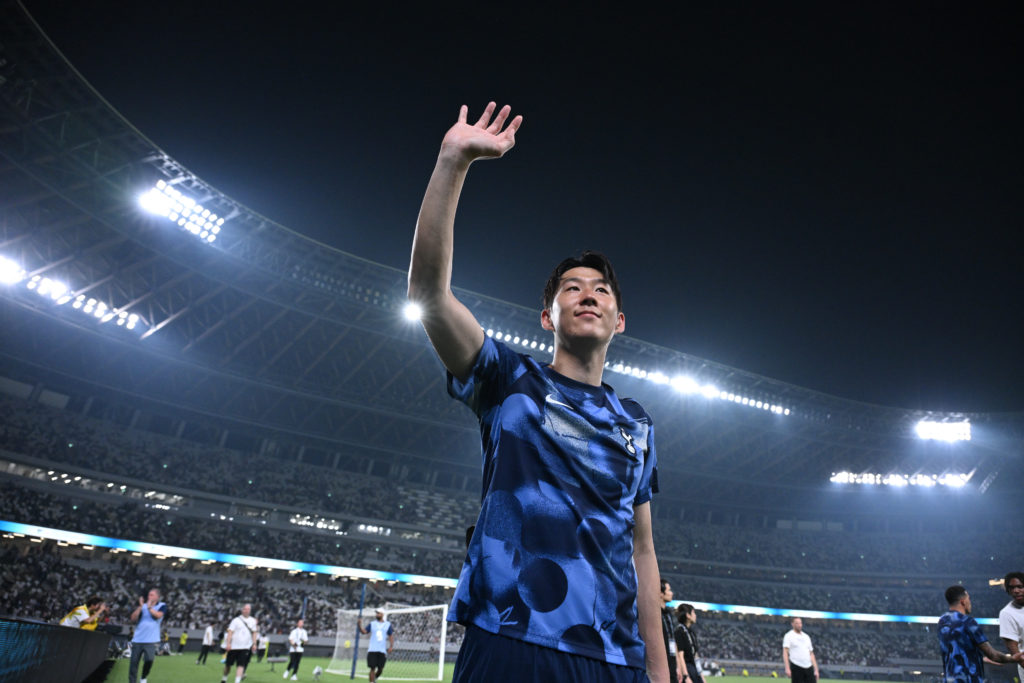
top-left (22, 2), bottom-right (1023, 412)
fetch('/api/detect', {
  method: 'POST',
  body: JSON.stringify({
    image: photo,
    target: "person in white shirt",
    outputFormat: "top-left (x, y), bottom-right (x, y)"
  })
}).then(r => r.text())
top-left (782, 617), bottom-right (818, 683)
top-left (1000, 571), bottom-right (1024, 683)
top-left (221, 603), bottom-right (258, 683)
top-left (284, 618), bottom-right (309, 681)
top-left (197, 621), bottom-right (215, 665)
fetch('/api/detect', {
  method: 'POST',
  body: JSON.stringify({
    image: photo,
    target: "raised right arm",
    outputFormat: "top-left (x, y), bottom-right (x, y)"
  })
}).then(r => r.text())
top-left (408, 102), bottom-right (522, 382)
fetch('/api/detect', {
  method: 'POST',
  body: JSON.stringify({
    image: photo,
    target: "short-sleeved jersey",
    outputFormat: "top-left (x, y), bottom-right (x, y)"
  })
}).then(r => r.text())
top-left (227, 615), bottom-right (258, 650)
top-left (999, 601), bottom-right (1024, 681)
top-left (447, 336), bottom-right (659, 668)
top-left (367, 620), bottom-right (393, 654)
top-left (60, 604), bottom-right (90, 628)
top-left (938, 610), bottom-right (988, 683)
top-left (288, 627), bottom-right (308, 652)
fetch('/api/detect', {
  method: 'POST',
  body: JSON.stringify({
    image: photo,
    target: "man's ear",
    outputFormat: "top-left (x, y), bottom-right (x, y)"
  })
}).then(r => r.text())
top-left (540, 308), bottom-right (555, 331)
top-left (614, 311), bottom-right (625, 335)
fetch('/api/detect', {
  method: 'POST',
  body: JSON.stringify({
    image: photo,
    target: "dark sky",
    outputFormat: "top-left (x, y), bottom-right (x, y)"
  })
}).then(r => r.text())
top-left (23, 2), bottom-right (1023, 412)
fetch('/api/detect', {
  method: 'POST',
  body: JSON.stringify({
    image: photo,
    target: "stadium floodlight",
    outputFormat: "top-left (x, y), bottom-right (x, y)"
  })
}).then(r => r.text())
top-left (139, 179), bottom-right (224, 244)
top-left (830, 471), bottom-right (973, 488)
top-left (671, 375), bottom-right (700, 394)
top-left (402, 302), bottom-right (422, 321)
top-left (915, 419), bottom-right (971, 442)
top-left (0, 256), bottom-right (26, 284)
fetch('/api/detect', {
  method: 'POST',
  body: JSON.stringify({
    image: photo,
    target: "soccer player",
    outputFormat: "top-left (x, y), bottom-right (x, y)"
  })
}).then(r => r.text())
top-left (221, 603), bottom-right (258, 683)
top-left (999, 572), bottom-right (1024, 683)
top-left (408, 102), bottom-right (668, 682)
top-left (60, 594), bottom-right (107, 629)
top-left (284, 617), bottom-right (309, 681)
top-left (197, 621), bottom-right (215, 664)
top-left (782, 618), bottom-right (818, 683)
top-left (358, 609), bottom-right (394, 683)
top-left (939, 585), bottom-right (1022, 683)
top-left (128, 588), bottom-right (166, 683)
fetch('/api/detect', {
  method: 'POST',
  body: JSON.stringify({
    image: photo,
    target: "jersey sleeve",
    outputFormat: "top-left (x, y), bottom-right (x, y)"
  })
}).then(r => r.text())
top-left (447, 336), bottom-right (525, 416)
top-left (622, 398), bottom-right (659, 505)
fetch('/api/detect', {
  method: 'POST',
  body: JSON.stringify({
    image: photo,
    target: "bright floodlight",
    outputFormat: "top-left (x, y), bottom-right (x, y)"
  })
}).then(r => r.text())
top-left (402, 302), bottom-right (422, 322)
top-left (831, 470), bottom-right (972, 488)
top-left (0, 256), bottom-right (26, 284)
top-left (139, 180), bottom-right (223, 244)
top-left (915, 420), bottom-right (971, 442)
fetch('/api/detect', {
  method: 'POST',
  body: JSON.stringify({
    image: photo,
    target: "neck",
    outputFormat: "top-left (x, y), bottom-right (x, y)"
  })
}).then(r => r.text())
top-left (549, 343), bottom-right (609, 386)
top-left (951, 605), bottom-right (968, 615)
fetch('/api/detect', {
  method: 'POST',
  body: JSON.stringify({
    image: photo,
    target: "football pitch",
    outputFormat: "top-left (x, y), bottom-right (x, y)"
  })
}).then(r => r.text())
top-left (103, 657), bottom-right (877, 683)
top-left (105, 654), bottom-right (453, 682)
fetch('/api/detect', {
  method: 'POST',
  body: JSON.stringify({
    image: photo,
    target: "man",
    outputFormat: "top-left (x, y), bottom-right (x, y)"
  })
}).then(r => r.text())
top-left (674, 603), bottom-right (703, 683)
top-left (782, 617), bottom-right (818, 683)
top-left (178, 629), bottom-right (188, 653)
top-left (998, 572), bottom-right (1024, 683)
top-left (408, 102), bottom-right (667, 682)
top-left (60, 594), bottom-right (107, 629)
top-left (128, 588), bottom-right (166, 683)
top-left (284, 617), bottom-right (309, 681)
top-left (661, 580), bottom-right (679, 683)
top-left (358, 608), bottom-right (394, 683)
top-left (197, 621), bottom-right (215, 665)
top-left (939, 585), bottom-right (1022, 683)
top-left (221, 603), bottom-right (258, 683)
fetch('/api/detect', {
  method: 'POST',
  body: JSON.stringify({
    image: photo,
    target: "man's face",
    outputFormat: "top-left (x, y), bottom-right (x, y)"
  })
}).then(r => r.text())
top-left (661, 583), bottom-right (673, 604)
top-left (1007, 578), bottom-right (1024, 607)
top-left (148, 590), bottom-right (159, 603)
top-left (375, 611), bottom-right (384, 621)
top-left (792, 618), bottom-right (803, 633)
top-left (541, 266), bottom-right (625, 344)
top-left (962, 592), bottom-right (973, 614)
top-left (242, 604), bottom-right (251, 617)
top-left (297, 619), bottom-right (304, 629)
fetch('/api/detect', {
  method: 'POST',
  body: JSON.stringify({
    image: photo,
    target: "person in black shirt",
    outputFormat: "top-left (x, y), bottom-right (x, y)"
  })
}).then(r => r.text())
top-left (674, 604), bottom-right (705, 683)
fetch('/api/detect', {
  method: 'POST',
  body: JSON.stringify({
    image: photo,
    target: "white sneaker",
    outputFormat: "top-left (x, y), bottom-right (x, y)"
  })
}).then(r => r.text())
top-left (284, 672), bottom-right (290, 679)
top-left (292, 676), bottom-right (298, 681)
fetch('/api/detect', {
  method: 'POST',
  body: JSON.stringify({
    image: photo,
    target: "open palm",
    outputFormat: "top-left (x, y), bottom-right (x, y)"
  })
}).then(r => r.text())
top-left (441, 102), bottom-right (523, 162)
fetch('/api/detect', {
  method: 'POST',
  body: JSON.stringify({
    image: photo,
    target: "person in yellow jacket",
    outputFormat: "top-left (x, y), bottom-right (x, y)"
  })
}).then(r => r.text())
top-left (179, 630), bottom-right (189, 653)
top-left (60, 595), bottom-right (107, 630)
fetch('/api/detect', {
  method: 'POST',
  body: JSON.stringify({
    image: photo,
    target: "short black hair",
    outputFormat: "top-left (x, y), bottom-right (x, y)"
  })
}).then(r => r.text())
top-left (86, 595), bottom-right (103, 608)
top-left (675, 603), bottom-right (695, 620)
top-left (945, 585), bottom-right (968, 605)
top-left (1004, 572), bottom-right (1024, 593)
top-left (542, 250), bottom-right (622, 312)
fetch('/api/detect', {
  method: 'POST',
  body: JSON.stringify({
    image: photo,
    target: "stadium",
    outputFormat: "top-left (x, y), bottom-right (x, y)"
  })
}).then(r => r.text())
top-left (1, 2), bottom-right (1022, 682)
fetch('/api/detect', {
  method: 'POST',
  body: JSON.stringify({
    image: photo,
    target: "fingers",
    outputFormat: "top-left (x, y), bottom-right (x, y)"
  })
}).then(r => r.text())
top-left (473, 101), bottom-right (496, 127)
top-left (487, 104), bottom-right (511, 133)
top-left (457, 105), bottom-right (467, 124)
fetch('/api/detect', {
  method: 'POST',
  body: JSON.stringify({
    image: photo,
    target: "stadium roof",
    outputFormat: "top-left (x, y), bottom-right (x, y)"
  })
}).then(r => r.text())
top-left (1, 2), bottom-right (1020, 509)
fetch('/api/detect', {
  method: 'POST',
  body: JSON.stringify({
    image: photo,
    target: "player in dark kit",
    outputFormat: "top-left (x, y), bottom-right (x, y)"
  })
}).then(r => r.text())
top-left (409, 102), bottom-right (668, 682)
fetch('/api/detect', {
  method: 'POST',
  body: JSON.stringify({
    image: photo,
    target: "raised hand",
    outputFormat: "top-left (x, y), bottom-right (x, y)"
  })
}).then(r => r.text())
top-left (440, 102), bottom-right (523, 165)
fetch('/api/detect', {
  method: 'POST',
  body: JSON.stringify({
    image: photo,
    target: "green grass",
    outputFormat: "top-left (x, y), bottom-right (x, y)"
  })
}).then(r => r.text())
top-left (107, 653), bottom-right (455, 682)
top-left (106, 656), bottom-right (881, 683)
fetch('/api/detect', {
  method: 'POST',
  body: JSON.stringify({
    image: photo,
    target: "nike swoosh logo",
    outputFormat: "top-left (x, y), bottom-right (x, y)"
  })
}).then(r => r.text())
top-left (544, 394), bottom-right (574, 410)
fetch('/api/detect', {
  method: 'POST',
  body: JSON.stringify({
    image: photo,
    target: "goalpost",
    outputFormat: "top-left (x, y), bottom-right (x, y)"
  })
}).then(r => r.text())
top-left (327, 603), bottom-right (449, 681)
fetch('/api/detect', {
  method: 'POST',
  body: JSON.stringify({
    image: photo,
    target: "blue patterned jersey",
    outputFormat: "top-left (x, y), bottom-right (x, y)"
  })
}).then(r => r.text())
top-left (447, 336), bottom-right (659, 668)
top-left (938, 610), bottom-right (989, 683)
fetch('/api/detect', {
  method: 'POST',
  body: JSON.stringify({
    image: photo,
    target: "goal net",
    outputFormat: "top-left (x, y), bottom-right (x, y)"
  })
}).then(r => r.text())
top-left (327, 603), bottom-right (450, 681)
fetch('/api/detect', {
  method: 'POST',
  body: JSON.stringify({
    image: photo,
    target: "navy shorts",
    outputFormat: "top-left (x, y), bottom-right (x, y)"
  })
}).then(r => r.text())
top-left (453, 625), bottom-right (649, 683)
top-left (225, 649), bottom-right (252, 668)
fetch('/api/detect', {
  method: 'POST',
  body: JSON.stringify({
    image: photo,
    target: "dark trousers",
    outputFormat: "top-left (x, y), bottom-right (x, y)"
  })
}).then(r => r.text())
top-left (287, 652), bottom-right (304, 674)
top-left (197, 644), bottom-right (211, 664)
top-left (791, 663), bottom-right (816, 683)
top-left (128, 642), bottom-right (156, 683)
